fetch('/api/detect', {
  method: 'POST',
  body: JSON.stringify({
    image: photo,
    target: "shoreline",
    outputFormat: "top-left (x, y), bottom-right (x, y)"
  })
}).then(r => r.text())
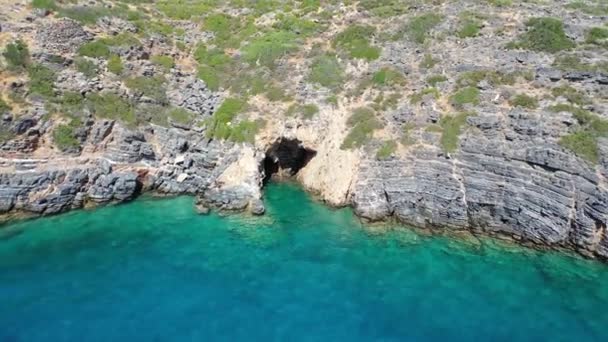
top-left (0, 180), bottom-right (603, 265)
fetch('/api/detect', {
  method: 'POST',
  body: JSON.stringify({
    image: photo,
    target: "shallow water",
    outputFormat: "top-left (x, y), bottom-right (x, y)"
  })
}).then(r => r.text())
top-left (1, 183), bottom-right (608, 341)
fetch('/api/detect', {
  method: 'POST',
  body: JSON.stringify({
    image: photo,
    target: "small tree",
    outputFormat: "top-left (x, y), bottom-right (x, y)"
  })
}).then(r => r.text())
top-left (2, 40), bottom-right (30, 70)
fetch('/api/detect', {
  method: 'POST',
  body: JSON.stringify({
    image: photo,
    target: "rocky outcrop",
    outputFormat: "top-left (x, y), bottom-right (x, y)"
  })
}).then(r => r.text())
top-left (35, 18), bottom-right (92, 54)
top-left (352, 107), bottom-right (608, 259)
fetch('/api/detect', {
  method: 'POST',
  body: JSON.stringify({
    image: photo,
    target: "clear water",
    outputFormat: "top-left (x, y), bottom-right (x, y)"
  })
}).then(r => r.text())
top-left (1, 183), bottom-right (608, 341)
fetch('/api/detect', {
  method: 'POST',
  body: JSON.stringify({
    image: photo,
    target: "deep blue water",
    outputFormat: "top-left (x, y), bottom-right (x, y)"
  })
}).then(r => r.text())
top-left (1, 183), bottom-right (608, 341)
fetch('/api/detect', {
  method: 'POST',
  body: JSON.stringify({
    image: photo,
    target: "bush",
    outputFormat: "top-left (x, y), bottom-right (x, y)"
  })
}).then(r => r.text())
top-left (78, 41), bottom-right (111, 58)
top-left (333, 25), bottom-right (381, 60)
top-left (551, 85), bottom-right (589, 106)
top-left (341, 107), bottom-right (383, 149)
top-left (509, 94), bottom-right (538, 109)
top-left (124, 76), bottom-right (167, 104)
top-left (553, 54), bottom-right (607, 73)
top-left (372, 67), bottom-right (405, 87)
top-left (586, 27), bottom-right (608, 46)
top-left (87, 93), bottom-right (135, 125)
top-left (376, 140), bottom-right (397, 159)
top-left (0, 98), bottom-right (11, 114)
top-left (410, 87), bottom-right (440, 104)
top-left (509, 17), bottom-right (575, 53)
top-left (107, 55), bottom-right (123, 74)
top-left (168, 107), bottom-right (193, 125)
top-left (405, 13), bottom-right (443, 44)
top-left (559, 131), bottom-right (599, 164)
top-left (27, 63), bottom-right (55, 98)
top-left (32, 0), bottom-right (57, 10)
top-left (555, 102), bottom-right (608, 163)
top-left (2, 40), bottom-right (30, 70)
top-left (265, 86), bottom-right (291, 102)
top-left (359, 0), bottom-right (408, 17)
top-left (243, 31), bottom-right (298, 68)
top-left (53, 119), bottom-right (81, 151)
top-left (439, 112), bottom-right (475, 152)
top-left (427, 75), bottom-right (448, 86)
top-left (59, 6), bottom-right (112, 25)
top-left (309, 55), bottom-right (344, 89)
top-left (458, 19), bottom-right (482, 38)
top-left (292, 104), bottom-right (319, 119)
top-left (151, 55), bottom-right (175, 70)
top-left (206, 98), bottom-right (246, 136)
top-left (456, 70), bottom-right (517, 88)
top-left (273, 14), bottom-right (322, 37)
top-left (451, 87), bottom-right (480, 107)
top-left (566, 1), bottom-right (608, 16)
top-left (74, 57), bottom-right (97, 78)
top-left (419, 54), bottom-right (438, 69)
top-left (100, 33), bottom-right (141, 47)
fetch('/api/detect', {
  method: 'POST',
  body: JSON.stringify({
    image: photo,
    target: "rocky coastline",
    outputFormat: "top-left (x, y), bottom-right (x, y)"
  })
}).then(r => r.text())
top-left (0, 0), bottom-right (607, 261)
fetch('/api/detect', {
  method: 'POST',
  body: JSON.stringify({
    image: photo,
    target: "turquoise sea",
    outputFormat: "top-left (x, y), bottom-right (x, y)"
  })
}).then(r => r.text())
top-left (1, 183), bottom-right (608, 341)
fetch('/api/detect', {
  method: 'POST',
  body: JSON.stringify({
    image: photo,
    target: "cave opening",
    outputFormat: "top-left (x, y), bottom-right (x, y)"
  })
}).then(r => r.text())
top-left (262, 138), bottom-right (316, 184)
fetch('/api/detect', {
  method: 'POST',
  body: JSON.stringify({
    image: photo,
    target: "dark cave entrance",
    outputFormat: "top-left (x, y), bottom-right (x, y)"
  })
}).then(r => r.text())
top-left (262, 138), bottom-right (316, 184)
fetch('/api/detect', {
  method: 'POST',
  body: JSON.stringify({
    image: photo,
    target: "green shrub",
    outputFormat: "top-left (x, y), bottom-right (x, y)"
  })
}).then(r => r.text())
top-left (157, 0), bottom-right (213, 19)
top-left (559, 131), bottom-right (599, 163)
top-left (419, 54), bottom-right (438, 69)
top-left (451, 87), bottom-right (480, 107)
top-left (359, 0), bottom-right (408, 17)
top-left (439, 112), bottom-right (475, 152)
top-left (151, 55), bottom-right (175, 70)
top-left (341, 107), bottom-right (383, 149)
top-left (286, 103), bottom-right (319, 119)
top-left (228, 119), bottom-right (264, 143)
top-left (273, 14), bottom-right (322, 37)
top-left (243, 31), bottom-right (298, 68)
top-left (427, 75), bottom-right (448, 86)
top-left (510, 94), bottom-right (538, 109)
top-left (372, 67), bottom-right (405, 87)
top-left (458, 19), bottom-right (482, 38)
top-left (586, 27), bottom-right (608, 46)
top-left (548, 104), bottom-right (593, 123)
top-left (0, 98), bottom-right (11, 114)
top-left (551, 85), bottom-right (589, 106)
top-left (168, 107), bottom-right (193, 125)
top-left (100, 33), bottom-right (141, 47)
top-left (2, 40), bottom-right (30, 70)
top-left (124, 76), bottom-right (167, 104)
top-left (405, 13), bottom-right (443, 44)
top-left (456, 70), bottom-right (517, 88)
top-left (410, 87), bottom-right (440, 104)
top-left (333, 25), bottom-right (381, 60)
top-left (566, 1), bottom-right (608, 16)
top-left (508, 17), bottom-right (575, 53)
top-left (53, 119), bottom-right (81, 151)
top-left (376, 140), bottom-right (397, 159)
top-left (265, 86), bottom-right (291, 102)
top-left (202, 13), bottom-right (256, 48)
top-left (59, 6), bottom-right (111, 25)
top-left (32, 0), bottom-right (57, 10)
top-left (197, 66), bottom-right (221, 91)
top-left (27, 63), bottom-right (55, 98)
top-left (553, 54), bottom-right (607, 73)
top-left (554, 101), bottom-right (608, 163)
top-left (206, 97), bottom-right (246, 135)
top-left (87, 93), bottom-right (135, 125)
top-left (487, 0), bottom-right (512, 6)
top-left (74, 57), bottom-right (97, 78)
top-left (107, 55), bottom-right (123, 74)
top-left (309, 54), bottom-right (344, 89)
top-left (78, 41), bottom-right (111, 58)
